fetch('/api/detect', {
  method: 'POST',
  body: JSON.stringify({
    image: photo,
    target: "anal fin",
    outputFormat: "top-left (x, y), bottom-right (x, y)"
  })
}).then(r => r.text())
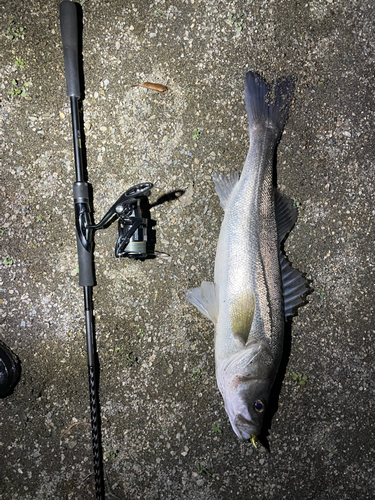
top-left (212, 171), bottom-right (240, 210)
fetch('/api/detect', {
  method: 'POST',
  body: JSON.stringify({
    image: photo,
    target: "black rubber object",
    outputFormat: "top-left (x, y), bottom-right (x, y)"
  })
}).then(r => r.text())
top-left (0, 340), bottom-right (20, 398)
top-left (60, 1), bottom-right (81, 97)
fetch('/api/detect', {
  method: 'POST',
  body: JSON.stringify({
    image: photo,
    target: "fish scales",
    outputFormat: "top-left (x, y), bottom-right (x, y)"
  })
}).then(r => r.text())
top-left (186, 71), bottom-right (307, 441)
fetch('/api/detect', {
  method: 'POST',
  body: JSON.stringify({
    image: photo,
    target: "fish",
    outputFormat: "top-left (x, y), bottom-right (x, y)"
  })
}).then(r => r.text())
top-left (186, 71), bottom-right (307, 441)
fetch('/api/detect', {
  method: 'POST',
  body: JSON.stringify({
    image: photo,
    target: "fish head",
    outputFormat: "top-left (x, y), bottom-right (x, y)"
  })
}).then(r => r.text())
top-left (217, 342), bottom-right (276, 440)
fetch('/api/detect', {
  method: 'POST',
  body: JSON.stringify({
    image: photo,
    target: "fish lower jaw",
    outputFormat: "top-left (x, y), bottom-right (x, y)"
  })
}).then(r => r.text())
top-left (231, 414), bottom-right (260, 441)
top-left (234, 424), bottom-right (260, 441)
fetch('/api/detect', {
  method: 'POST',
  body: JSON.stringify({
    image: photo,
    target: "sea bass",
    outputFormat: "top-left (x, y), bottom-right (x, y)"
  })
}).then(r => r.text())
top-left (186, 72), bottom-right (307, 440)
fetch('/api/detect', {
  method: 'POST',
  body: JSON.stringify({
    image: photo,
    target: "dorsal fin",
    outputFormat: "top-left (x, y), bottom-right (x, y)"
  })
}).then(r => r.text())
top-left (279, 251), bottom-right (307, 319)
top-left (186, 281), bottom-right (219, 324)
top-left (275, 189), bottom-right (297, 243)
top-left (275, 190), bottom-right (307, 318)
top-left (212, 171), bottom-right (240, 210)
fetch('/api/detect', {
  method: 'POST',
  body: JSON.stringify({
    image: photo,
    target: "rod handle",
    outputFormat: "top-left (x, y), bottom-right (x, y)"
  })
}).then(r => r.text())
top-left (60, 1), bottom-right (81, 97)
top-left (76, 227), bottom-right (95, 286)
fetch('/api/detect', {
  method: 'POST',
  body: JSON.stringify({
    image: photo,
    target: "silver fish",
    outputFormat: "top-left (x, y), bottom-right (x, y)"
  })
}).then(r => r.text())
top-left (186, 72), bottom-right (307, 440)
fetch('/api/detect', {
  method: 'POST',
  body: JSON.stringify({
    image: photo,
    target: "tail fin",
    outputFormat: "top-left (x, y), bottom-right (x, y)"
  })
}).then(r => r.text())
top-left (245, 71), bottom-right (294, 135)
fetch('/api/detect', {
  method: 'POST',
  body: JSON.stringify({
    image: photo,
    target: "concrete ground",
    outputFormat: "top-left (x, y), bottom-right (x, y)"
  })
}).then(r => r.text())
top-left (0, 0), bottom-right (374, 499)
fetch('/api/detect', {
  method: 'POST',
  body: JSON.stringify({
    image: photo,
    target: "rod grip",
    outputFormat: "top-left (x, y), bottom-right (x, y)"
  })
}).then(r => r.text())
top-left (76, 227), bottom-right (95, 286)
top-left (60, 1), bottom-right (81, 97)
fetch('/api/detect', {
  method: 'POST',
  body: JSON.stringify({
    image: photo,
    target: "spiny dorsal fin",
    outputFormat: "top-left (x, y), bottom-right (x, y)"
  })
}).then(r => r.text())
top-left (186, 281), bottom-right (219, 324)
top-left (230, 290), bottom-right (255, 345)
top-left (279, 251), bottom-right (307, 319)
top-left (275, 189), bottom-right (298, 243)
top-left (212, 171), bottom-right (240, 210)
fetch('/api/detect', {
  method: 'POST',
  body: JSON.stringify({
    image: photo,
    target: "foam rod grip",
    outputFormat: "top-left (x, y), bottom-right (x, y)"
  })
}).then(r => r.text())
top-left (60, 1), bottom-right (81, 97)
top-left (76, 229), bottom-right (95, 287)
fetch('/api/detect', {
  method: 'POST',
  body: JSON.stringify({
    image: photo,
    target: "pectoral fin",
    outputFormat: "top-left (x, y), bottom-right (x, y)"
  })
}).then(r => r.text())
top-left (186, 281), bottom-right (219, 324)
top-left (230, 290), bottom-right (255, 345)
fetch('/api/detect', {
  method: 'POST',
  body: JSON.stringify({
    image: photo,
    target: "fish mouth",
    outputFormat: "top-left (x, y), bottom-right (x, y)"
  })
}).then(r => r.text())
top-left (233, 413), bottom-right (260, 441)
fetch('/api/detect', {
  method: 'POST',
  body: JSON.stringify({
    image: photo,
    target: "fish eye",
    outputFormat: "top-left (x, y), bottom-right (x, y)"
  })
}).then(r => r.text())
top-left (254, 399), bottom-right (265, 412)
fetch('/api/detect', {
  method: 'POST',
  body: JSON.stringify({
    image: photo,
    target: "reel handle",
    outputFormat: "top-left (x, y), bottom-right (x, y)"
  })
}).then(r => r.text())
top-left (60, 1), bottom-right (81, 97)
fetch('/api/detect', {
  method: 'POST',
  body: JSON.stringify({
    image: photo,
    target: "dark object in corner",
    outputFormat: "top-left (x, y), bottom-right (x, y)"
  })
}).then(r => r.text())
top-left (0, 340), bottom-right (20, 398)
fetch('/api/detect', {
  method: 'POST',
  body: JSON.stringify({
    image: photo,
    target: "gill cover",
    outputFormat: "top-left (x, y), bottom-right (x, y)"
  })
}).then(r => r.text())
top-left (216, 341), bottom-right (276, 439)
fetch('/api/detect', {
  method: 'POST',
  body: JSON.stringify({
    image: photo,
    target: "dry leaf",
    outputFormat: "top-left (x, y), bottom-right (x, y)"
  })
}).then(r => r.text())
top-left (137, 82), bottom-right (168, 93)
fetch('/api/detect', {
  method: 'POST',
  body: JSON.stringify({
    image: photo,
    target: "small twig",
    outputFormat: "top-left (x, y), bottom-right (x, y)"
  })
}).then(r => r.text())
top-left (81, 472), bottom-right (94, 484)
top-left (61, 420), bottom-right (89, 436)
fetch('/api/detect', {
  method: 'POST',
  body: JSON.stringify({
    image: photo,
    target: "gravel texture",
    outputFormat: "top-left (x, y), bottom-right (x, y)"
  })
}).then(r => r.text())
top-left (0, 0), bottom-right (374, 499)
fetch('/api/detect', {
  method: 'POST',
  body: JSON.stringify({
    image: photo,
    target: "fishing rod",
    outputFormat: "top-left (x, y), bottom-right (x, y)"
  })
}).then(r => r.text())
top-left (59, 2), bottom-right (154, 497)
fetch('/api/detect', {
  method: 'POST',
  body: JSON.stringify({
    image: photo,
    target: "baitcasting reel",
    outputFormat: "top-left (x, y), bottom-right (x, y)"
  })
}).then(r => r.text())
top-left (78, 182), bottom-right (154, 259)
